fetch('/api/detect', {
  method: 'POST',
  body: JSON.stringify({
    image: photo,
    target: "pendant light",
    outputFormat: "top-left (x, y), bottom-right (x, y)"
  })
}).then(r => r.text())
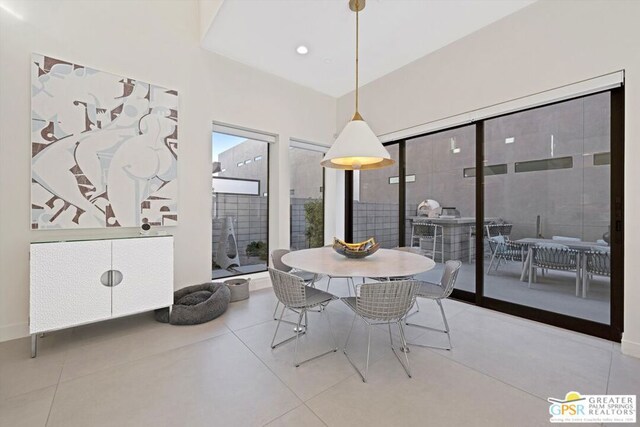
top-left (321, 0), bottom-right (394, 170)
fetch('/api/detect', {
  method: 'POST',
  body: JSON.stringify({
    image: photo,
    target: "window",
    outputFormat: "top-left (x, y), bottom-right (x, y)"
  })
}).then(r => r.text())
top-left (594, 152), bottom-right (611, 165)
top-left (212, 131), bottom-right (269, 279)
top-left (514, 156), bottom-right (573, 173)
top-left (289, 143), bottom-right (325, 250)
top-left (463, 164), bottom-right (507, 178)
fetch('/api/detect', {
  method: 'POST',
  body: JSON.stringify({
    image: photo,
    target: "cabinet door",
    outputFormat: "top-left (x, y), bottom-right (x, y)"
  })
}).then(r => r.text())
top-left (30, 240), bottom-right (112, 333)
top-left (111, 237), bottom-right (174, 317)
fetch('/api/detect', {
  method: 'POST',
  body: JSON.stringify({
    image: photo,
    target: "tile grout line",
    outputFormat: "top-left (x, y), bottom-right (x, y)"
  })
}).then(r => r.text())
top-left (455, 303), bottom-right (616, 353)
top-left (420, 344), bottom-right (553, 404)
top-left (53, 325), bottom-right (233, 386)
top-left (44, 347), bottom-right (68, 427)
top-left (605, 349), bottom-right (613, 394)
top-left (227, 327), bottom-right (306, 424)
top-left (303, 402), bottom-right (329, 427)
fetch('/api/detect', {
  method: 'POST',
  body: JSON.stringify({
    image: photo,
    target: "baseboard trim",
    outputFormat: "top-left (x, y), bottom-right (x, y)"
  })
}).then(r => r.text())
top-left (249, 276), bottom-right (271, 291)
top-left (0, 321), bottom-right (29, 343)
top-left (621, 335), bottom-right (640, 358)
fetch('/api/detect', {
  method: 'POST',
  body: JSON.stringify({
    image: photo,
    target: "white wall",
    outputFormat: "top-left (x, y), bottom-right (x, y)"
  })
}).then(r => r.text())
top-left (336, 0), bottom-right (640, 357)
top-left (0, 0), bottom-right (336, 341)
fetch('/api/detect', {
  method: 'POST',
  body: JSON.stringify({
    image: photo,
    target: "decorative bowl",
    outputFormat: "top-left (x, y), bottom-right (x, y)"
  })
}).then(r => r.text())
top-left (332, 237), bottom-right (380, 259)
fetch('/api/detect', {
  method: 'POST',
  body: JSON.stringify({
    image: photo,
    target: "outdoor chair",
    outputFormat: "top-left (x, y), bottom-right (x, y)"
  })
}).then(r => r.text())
top-left (485, 223), bottom-right (513, 240)
top-left (529, 243), bottom-right (580, 295)
top-left (487, 236), bottom-right (526, 274)
top-left (342, 280), bottom-right (418, 382)
top-left (410, 219), bottom-right (444, 263)
top-left (269, 268), bottom-right (338, 367)
top-left (582, 247), bottom-right (611, 298)
top-left (405, 260), bottom-right (461, 350)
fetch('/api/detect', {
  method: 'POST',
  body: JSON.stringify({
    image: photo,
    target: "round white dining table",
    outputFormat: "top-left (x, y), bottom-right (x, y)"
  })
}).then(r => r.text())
top-left (281, 247), bottom-right (435, 279)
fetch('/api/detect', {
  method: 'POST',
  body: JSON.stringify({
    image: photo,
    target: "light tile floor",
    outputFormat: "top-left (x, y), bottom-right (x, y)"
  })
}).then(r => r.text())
top-left (1, 280), bottom-right (638, 427)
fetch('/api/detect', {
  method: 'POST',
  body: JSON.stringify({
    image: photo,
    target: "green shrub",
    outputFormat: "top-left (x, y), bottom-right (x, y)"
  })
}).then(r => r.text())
top-left (246, 241), bottom-right (268, 261)
top-left (304, 199), bottom-right (324, 248)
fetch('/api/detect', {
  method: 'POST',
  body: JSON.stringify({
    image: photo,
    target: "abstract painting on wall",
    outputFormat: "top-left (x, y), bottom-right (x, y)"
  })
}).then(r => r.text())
top-left (31, 54), bottom-right (178, 229)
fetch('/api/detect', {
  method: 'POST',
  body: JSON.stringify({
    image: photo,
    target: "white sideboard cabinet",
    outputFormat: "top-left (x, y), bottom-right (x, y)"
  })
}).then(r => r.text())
top-left (30, 235), bottom-right (173, 357)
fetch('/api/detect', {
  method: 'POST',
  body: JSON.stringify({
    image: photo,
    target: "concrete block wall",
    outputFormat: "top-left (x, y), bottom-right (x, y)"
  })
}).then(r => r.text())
top-left (354, 201), bottom-right (400, 248)
top-left (212, 194), bottom-right (268, 267)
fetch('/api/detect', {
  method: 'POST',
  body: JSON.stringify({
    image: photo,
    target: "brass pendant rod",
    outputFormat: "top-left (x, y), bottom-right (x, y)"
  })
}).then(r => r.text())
top-left (355, 1), bottom-right (359, 115)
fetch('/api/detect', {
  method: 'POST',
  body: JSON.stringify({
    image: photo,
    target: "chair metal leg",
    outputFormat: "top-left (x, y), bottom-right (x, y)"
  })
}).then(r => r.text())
top-left (391, 321), bottom-right (412, 378)
top-left (343, 315), bottom-right (370, 382)
top-left (272, 305), bottom-right (304, 349)
top-left (273, 301), bottom-right (280, 320)
top-left (405, 298), bottom-right (452, 351)
top-left (438, 299), bottom-right (452, 350)
top-left (487, 250), bottom-right (498, 275)
top-left (326, 276), bottom-right (332, 292)
top-left (293, 310), bottom-right (304, 367)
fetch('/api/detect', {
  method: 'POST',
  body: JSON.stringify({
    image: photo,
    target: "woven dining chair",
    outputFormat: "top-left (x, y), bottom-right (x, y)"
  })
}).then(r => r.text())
top-left (582, 247), bottom-right (611, 298)
top-left (529, 243), bottom-right (580, 295)
top-left (269, 268), bottom-right (338, 367)
top-left (342, 280), bottom-right (419, 382)
top-left (405, 260), bottom-right (461, 350)
top-left (487, 236), bottom-right (526, 274)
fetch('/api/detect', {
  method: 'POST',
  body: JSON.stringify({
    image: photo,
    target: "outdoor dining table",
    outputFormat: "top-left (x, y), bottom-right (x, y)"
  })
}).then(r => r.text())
top-left (281, 246), bottom-right (436, 284)
top-left (515, 238), bottom-right (609, 297)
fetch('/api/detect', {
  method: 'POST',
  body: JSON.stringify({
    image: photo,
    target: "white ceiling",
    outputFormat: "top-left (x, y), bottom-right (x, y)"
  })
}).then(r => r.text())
top-left (202, 0), bottom-right (536, 97)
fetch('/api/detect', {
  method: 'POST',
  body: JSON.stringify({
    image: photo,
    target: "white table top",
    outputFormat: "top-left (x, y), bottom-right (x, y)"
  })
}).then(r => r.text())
top-left (281, 247), bottom-right (436, 278)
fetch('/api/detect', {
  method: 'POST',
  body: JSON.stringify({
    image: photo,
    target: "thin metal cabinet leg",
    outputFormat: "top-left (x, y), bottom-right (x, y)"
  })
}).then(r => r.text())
top-left (31, 334), bottom-right (37, 358)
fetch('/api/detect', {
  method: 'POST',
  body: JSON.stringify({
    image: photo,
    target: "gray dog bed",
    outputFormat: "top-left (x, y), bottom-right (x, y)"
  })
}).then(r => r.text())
top-left (155, 282), bottom-right (230, 325)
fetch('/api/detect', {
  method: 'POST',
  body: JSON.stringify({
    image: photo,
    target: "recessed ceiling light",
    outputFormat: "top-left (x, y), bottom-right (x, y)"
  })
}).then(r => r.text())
top-left (296, 45), bottom-right (309, 55)
top-left (505, 137), bottom-right (515, 144)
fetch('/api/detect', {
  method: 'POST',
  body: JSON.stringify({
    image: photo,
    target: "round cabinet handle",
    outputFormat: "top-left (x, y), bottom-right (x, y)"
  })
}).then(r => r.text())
top-left (111, 270), bottom-right (123, 287)
top-left (100, 270), bottom-right (124, 287)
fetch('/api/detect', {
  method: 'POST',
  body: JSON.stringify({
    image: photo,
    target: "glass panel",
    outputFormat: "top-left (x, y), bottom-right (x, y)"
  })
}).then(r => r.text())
top-left (353, 144), bottom-right (400, 248)
top-left (514, 156), bottom-right (573, 173)
top-left (405, 125), bottom-right (476, 292)
top-left (464, 164), bottom-right (508, 178)
top-left (289, 146), bottom-right (324, 250)
top-left (212, 132), bottom-right (268, 279)
top-left (483, 92), bottom-right (611, 324)
top-left (593, 152), bottom-right (611, 166)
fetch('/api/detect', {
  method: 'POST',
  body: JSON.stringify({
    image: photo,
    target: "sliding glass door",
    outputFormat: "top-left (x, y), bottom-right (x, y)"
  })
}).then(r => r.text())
top-left (405, 125), bottom-right (476, 293)
top-left (482, 92), bottom-right (612, 324)
top-left (344, 88), bottom-right (624, 340)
